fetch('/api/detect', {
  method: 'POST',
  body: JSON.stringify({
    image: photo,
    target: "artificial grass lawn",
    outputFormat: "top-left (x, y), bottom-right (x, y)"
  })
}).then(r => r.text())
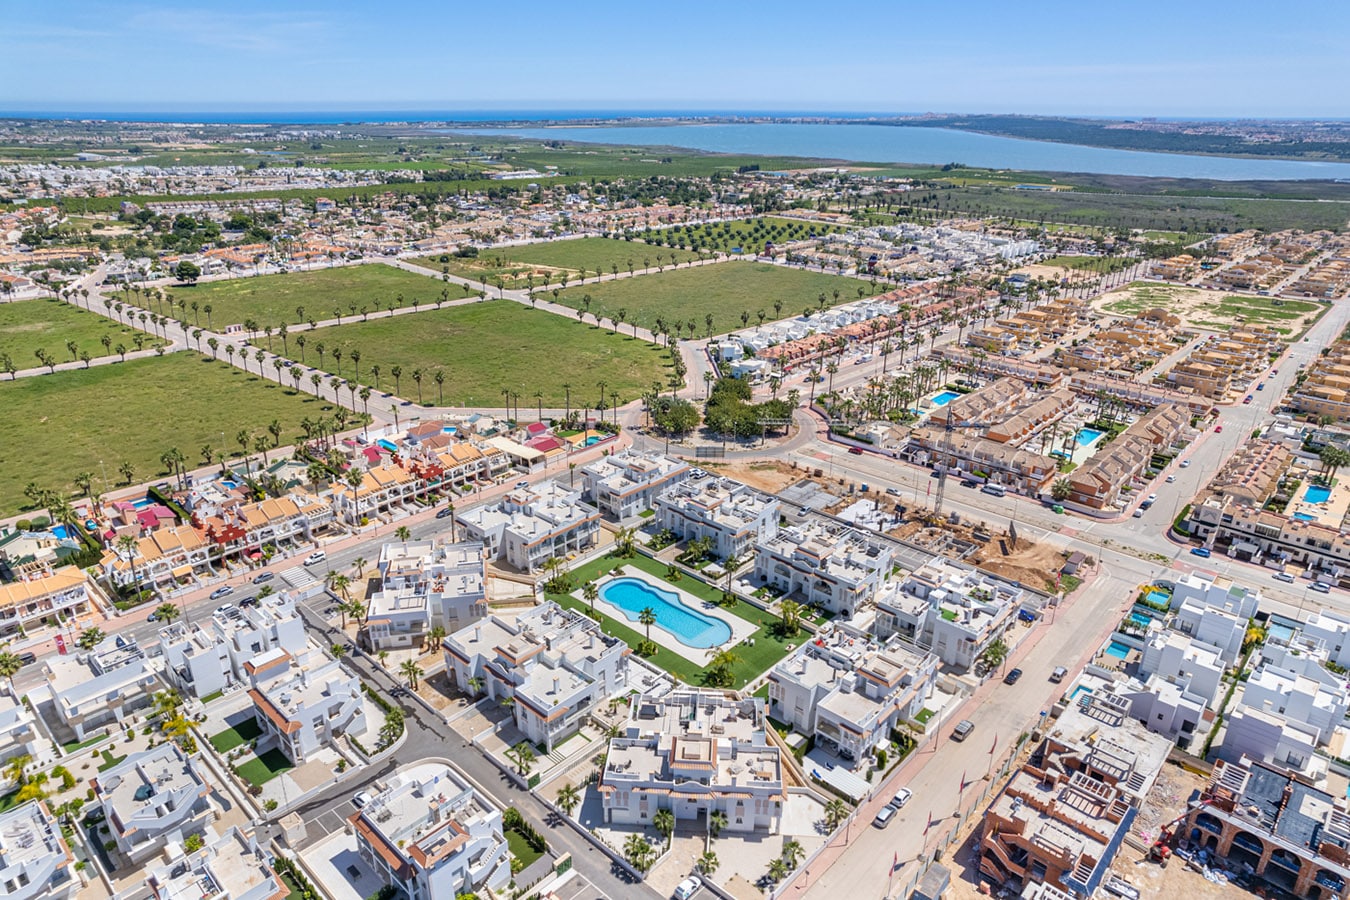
top-left (506, 829), bottom-right (545, 868)
top-left (122, 264), bottom-right (447, 332)
top-left (0, 297), bottom-right (165, 366)
top-left (209, 717), bottom-right (264, 753)
top-left (418, 237), bottom-right (704, 286)
top-left (235, 748), bottom-right (294, 786)
top-left (312, 301), bottom-right (671, 407)
top-left (97, 749), bottom-right (127, 772)
top-left (554, 261), bottom-right (881, 338)
top-left (0, 352), bottom-right (339, 514)
top-left (546, 552), bottom-right (794, 689)
top-left (60, 734), bottom-right (107, 754)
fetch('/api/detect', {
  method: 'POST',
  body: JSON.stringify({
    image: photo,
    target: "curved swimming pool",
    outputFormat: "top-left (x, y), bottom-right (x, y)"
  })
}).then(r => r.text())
top-left (599, 577), bottom-right (732, 649)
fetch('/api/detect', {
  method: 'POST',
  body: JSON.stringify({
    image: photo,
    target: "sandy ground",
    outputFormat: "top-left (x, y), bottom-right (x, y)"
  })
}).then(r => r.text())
top-left (701, 460), bottom-right (804, 494)
top-left (1095, 281), bottom-right (1323, 335)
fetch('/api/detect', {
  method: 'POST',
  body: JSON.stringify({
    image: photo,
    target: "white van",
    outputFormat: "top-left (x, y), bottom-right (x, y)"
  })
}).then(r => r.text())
top-left (981, 484), bottom-right (1006, 498)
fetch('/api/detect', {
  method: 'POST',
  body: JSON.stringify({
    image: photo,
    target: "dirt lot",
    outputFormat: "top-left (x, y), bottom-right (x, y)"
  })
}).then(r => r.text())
top-left (699, 459), bottom-right (804, 494)
top-left (1096, 280), bottom-right (1325, 337)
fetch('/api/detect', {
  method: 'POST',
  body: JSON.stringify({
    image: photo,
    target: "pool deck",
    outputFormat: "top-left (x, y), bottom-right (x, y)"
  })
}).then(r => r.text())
top-left (582, 570), bottom-right (756, 665)
top-left (1284, 479), bottom-right (1350, 530)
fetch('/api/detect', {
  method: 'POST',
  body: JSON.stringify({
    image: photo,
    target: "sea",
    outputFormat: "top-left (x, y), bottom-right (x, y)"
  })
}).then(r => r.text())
top-left (448, 122), bottom-right (1350, 182)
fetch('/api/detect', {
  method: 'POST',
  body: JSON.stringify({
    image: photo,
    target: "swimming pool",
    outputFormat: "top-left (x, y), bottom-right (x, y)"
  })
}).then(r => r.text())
top-left (1128, 611), bottom-right (1153, 628)
top-left (1293, 512), bottom-right (1316, 522)
top-left (1104, 641), bottom-right (1131, 660)
top-left (1075, 427), bottom-right (1106, 448)
top-left (1306, 484), bottom-right (1332, 504)
top-left (1070, 685), bottom-right (1094, 702)
top-left (584, 435), bottom-right (602, 446)
top-left (599, 577), bottom-right (732, 649)
top-left (1144, 589), bottom-right (1169, 607)
top-left (1268, 622), bottom-right (1295, 643)
top-left (931, 391), bottom-right (961, 407)
top-left (219, 479), bottom-right (239, 490)
top-left (51, 524), bottom-right (70, 539)
top-left (130, 497), bottom-right (153, 510)
top-left (377, 439), bottom-right (398, 452)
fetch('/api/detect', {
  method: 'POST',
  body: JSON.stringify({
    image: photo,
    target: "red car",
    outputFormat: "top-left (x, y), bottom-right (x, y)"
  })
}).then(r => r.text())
top-left (848, 447), bottom-right (864, 455)
top-left (1216, 425), bottom-right (1224, 433)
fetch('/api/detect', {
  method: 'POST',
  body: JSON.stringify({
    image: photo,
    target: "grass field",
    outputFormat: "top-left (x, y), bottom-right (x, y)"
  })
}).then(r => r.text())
top-left (0, 298), bottom-right (165, 367)
top-left (313, 300), bottom-right (671, 407)
top-left (545, 552), bottom-right (793, 690)
top-left (114, 265), bottom-right (446, 333)
top-left (417, 237), bottom-right (704, 287)
top-left (0, 352), bottom-right (340, 513)
top-left (1099, 281), bottom-right (1327, 336)
top-left (554, 261), bottom-right (880, 337)
top-left (647, 216), bottom-right (848, 255)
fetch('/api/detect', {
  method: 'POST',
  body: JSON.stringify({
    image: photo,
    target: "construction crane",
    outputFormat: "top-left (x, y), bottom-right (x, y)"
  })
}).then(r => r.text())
top-left (932, 408), bottom-right (986, 518)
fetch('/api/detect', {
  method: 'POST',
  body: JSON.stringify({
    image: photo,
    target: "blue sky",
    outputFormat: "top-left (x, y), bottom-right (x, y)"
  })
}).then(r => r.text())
top-left (3, 0), bottom-right (1346, 116)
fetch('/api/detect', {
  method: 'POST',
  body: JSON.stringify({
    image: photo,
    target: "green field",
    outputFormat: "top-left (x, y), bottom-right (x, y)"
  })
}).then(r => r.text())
top-left (1100, 281), bottom-right (1327, 336)
top-left (114, 265), bottom-right (446, 333)
top-left (312, 300), bottom-right (671, 407)
top-left (417, 237), bottom-right (704, 287)
top-left (235, 748), bottom-right (293, 786)
top-left (0, 352), bottom-right (340, 513)
top-left (647, 216), bottom-right (849, 255)
top-left (554, 261), bottom-right (880, 337)
top-left (1041, 255), bottom-right (1132, 273)
top-left (0, 298), bottom-right (165, 367)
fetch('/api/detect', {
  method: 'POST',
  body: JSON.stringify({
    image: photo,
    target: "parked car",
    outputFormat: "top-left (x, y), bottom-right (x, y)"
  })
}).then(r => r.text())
top-left (885, 487), bottom-right (901, 496)
top-left (1145, 493), bottom-right (1157, 504)
top-left (1132, 509), bottom-right (1144, 518)
top-left (209, 585), bottom-right (234, 600)
top-left (1180, 459), bottom-right (1192, 468)
top-left (436, 506), bottom-right (454, 519)
top-left (1273, 572), bottom-right (1296, 583)
top-left (1215, 425), bottom-right (1223, 433)
top-left (890, 787), bottom-right (913, 809)
top-left (1050, 666), bottom-right (1068, 683)
top-left (352, 791), bottom-right (373, 809)
top-left (1243, 396), bottom-right (1252, 404)
top-left (1166, 475), bottom-right (1176, 483)
top-left (848, 447), bottom-right (864, 455)
top-left (252, 571), bottom-right (275, 584)
top-left (305, 550), bottom-right (326, 565)
top-left (873, 805), bottom-right (898, 828)
top-left (1257, 383), bottom-right (1265, 391)
top-left (674, 876), bottom-right (703, 900)
top-left (952, 719), bottom-right (975, 741)
top-left (147, 611), bottom-right (160, 622)
top-left (1003, 668), bottom-right (1023, 685)
top-left (1311, 582), bottom-right (1332, 593)
top-left (1190, 547), bottom-right (1212, 558)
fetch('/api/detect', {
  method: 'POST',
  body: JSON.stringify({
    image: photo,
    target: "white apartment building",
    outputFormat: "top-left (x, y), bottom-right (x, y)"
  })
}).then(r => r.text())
top-left (350, 762), bottom-right (510, 900)
top-left (1298, 609), bottom-right (1350, 670)
top-left (1239, 643), bottom-right (1348, 746)
top-left (365, 541), bottom-right (488, 650)
top-left (0, 695), bottom-right (47, 775)
top-left (0, 566), bottom-right (97, 638)
top-left (1170, 594), bottom-right (1250, 666)
top-left (754, 521), bottom-right (893, 618)
top-left (0, 800), bottom-right (75, 900)
top-left (44, 638), bottom-right (159, 741)
top-left (456, 482), bottom-right (600, 573)
top-left (581, 449), bottom-right (689, 519)
top-left (876, 560), bottom-right (1023, 673)
top-left (443, 602), bottom-right (628, 752)
top-left (768, 625), bottom-right (937, 765)
top-left (94, 744), bottom-right (212, 865)
top-left (158, 593), bottom-right (308, 699)
top-left (1137, 631), bottom-right (1226, 709)
top-left (1167, 571), bottom-right (1261, 620)
top-left (1114, 674), bottom-right (1209, 750)
top-left (247, 649), bottom-right (365, 764)
top-left (1221, 706), bottom-right (1321, 777)
top-left (601, 690), bottom-right (785, 834)
top-left (144, 826), bottom-right (286, 900)
top-left (654, 474), bottom-right (779, 562)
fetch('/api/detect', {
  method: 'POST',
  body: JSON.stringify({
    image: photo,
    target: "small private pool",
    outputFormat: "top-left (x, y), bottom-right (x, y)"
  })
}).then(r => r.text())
top-left (51, 524), bottom-right (70, 539)
top-left (1293, 512), bottom-right (1317, 522)
top-left (130, 497), bottom-right (153, 510)
top-left (1268, 621), bottom-right (1296, 643)
top-left (1104, 640), bottom-right (1131, 660)
top-left (599, 577), bottom-right (732, 649)
top-left (1128, 610), bottom-right (1154, 629)
top-left (931, 390), bottom-right (961, 407)
top-left (1075, 427), bottom-right (1107, 448)
top-left (1306, 484), bottom-right (1333, 504)
top-left (377, 439), bottom-right (399, 452)
top-left (584, 435), bottom-right (603, 446)
top-left (1143, 589), bottom-right (1170, 607)
top-left (1070, 685), bottom-right (1094, 702)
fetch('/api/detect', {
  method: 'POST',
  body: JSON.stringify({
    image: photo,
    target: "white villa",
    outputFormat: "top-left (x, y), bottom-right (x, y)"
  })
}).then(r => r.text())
top-left (365, 541), bottom-right (488, 650)
top-left (581, 449), bottom-right (689, 519)
top-left (94, 744), bottom-right (213, 865)
top-left (457, 482), bottom-right (600, 573)
top-left (754, 521), bottom-right (893, 618)
top-left (158, 592), bottom-right (308, 699)
top-left (0, 800), bottom-right (75, 900)
top-left (654, 473), bottom-right (779, 561)
top-left (247, 648), bottom-right (365, 764)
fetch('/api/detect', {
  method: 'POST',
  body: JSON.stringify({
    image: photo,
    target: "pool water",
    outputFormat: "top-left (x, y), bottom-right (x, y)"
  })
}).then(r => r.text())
top-left (1129, 611), bottom-right (1153, 628)
top-left (1075, 427), bottom-right (1107, 448)
top-left (584, 436), bottom-right (602, 446)
top-left (1144, 589), bottom-right (1169, 607)
top-left (1306, 485), bottom-right (1332, 504)
top-left (130, 497), bottom-right (153, 510)
top-left (377, 439), bottom-right (398, 452)
top-left (1293, 512), bottom-right (1316, 522)
top-left (51, 524), bottom-right (70, 539)
top-left (1268, 622), bottom-right (1295, 643)
top-left (599, 577), bottom-right (732, 649)
top-left (1105, 641), bottom-right (1131, 660)
top-left (931, 391), bottom-right (961, 407)
top-left (1071, 685), bottom-right (1094, 702)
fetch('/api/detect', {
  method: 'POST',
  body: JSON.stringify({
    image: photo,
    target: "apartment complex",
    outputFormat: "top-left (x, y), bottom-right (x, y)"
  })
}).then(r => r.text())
top-left (0, 566), bottom-right (98, 638)
top-left (247, 649), bottom-right (365, 764)
top-left (365, 541), bottom-right (488, 650)
top-left (654, 473), bottom-right (780, 561)
top-left (94, 744), bottom-right (213, 865)
top-left (0, 695), bottom-right (46, 773)
top-left (43, 638), bottom-right (159, 741)
top-left (456, 482), bottom-right (600, 573)
top-left (1060, 308), bottom-right (1181, 376)
top-left (1065, 403), bottom-right (1189, 509)
top-left (600, 690), bottom-right (785, 834)
top-left (0, 800), bottom-right (74, 900)
top-left (350, 762), bottom-right (510, 900)
top-left (158, 592), bottom-right (308, 699)
top-left (581, 449), bottom-right (689, 519)
top-left (443, 602), bottom-right (628, 752)
top-left (753, 521), bottom-right (893, 618)
top-left (767, 625), bottom-right (937, 764)
top-left (1291, 342), bottom-right (1350, 422)
top-left (144, 827), bottom-right (286, 900)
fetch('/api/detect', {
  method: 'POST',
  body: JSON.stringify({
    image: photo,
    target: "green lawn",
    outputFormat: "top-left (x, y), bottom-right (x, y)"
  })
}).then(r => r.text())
top-left (1040, 255), bottom-right (1131, 273)
top-left (417, 238), bottom-right (705, 287)
top-left (554, 262), bottom-right (881, 338)
top-left (0, 297), bottom-right (165, 367)
top-left (235, 748), bottom-right (293, 786)
top-left (546, 552), bottom-right (794, 689)
top-left (648, 217), bottom-right (849, 255)
top-left (209, 717), bottom-right (263, 753)
top-left (116, 265), bottom-right (447, 333)
top-left (60, 734), bottom-right (107, 754)
top-left (0, 352), bottom-right (341, 514)
top-left (0, 789), bottom-right (19, 813)
top-left (312, 301), bottom-right (672, 407)
top-left (506, 829), bottom-right (545, 868)
top-left (97, 749), bottom-right (127, 772)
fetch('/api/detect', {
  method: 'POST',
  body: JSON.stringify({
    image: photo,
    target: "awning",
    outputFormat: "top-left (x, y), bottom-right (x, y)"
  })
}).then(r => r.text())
top-left (171, 565), bottom-right (193, 578)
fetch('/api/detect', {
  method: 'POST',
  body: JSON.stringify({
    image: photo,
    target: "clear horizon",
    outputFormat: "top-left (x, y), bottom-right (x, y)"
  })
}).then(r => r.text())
top-left (5, 0), bottom-right (1347, 118)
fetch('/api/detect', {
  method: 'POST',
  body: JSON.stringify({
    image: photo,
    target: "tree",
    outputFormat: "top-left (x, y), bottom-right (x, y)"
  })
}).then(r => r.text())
top-left (767, 858), bottom-right (790, 883)
top-left (778, 599), bottom-right (802, 637)
top-left (505, 740), bottom-right (536, 777)
top-left (0, 651), bottom-right (23, 695)
top-left (466, 675), bottom-right (484, 697)
top-left (400, 659), bottom-right (423, 689)
top-left (696, 851), bottom-right (720, 877)
top-left (653, 808), bottom-right (675, 847)
top-left (427, 625), bottom-right (447, 650)
top-left (395, 525), bottom-right (411, 543)
top-left (556, 782), bottom-right (581, 817)
top-left (708, 809), bottom-right (727, 839)
top-left (782, 838), bottom-right (804, 869)
top-left (623, 833), bottom-right (655, 874)
top-left (705, 647), bottom-right (739, 688)
top-left (613, 526), bottom-right (638, 558)
top-left (174, 260), bottom-right (201, 283)
top-left (582, 580), bottom-right (598, 612)
top-left (153, 602), bottom-right (180, 624)
top-left (639, 606), bottom-right (657, 642)
top-left (823, 797), bottom-right (850, 830)
top-left (1051, 478), bottom-right (1073, 501)
top-left (980, 638), bottom-right (1009, 674)
top-left (77, 627), bottom-right (105, 651)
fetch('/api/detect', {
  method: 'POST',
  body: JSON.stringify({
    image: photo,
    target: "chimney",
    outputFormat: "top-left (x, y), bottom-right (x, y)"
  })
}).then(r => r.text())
top-left (474, 625), bottom-right (481, 641)
top-left (553, 676), bottom-right (560, 694)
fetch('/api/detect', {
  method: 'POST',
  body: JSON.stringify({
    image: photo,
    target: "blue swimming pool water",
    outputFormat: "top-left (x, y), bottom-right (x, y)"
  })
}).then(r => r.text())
top-left (931, 391), bottom-right (961, 407)
top-left (1144, 589), bottom-right (1169, 606)
top-left (1105, 641), bottom-right (1131, 660)
top-left (1129, 611), bottom-right (1152, 628)
top-left (585, 436), bottom-right (602, 446)
top-left (1268, 622), bottom-right (1295, 643)
top-left (219, 479), bottom-right (239, 489)
top-left (51, 524), bottom-right (69, 539)
top-left (1071, 685), bottom-right (1094, 702)
top-left (1075, 427), bottom-right (1106, 448)
top-left (1306, 485), bottom-right (1332, 504)
top-left (377, 439), bottom-right (398, 452)
top-left (130, 497), bottom-right (153, 510)
top-left (1293, 512), bottom-right (1316, 522)
top-left (599, 577), bottom-right (732, 649)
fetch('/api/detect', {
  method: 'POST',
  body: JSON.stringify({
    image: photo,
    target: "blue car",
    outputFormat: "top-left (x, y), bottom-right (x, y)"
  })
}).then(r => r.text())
top-left (1190, 547), bottom-right (1212, 558)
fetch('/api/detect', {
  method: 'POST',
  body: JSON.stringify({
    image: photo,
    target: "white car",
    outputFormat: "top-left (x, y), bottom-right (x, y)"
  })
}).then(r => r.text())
top-left (673, 876), bottom-right (702, 900)
top-left (1165, 475), bottom-right (1176, 483)
top-left (890, 787), bottom-right (913, 809)
top-left (352, 791), bottom-right (373, 809)
top-left (305, 550), bottom-right (326, 565)
top-left (1180, 459), bottom-right (1191, 468)
top-left (1145, 493), bottom-right (1158, 504)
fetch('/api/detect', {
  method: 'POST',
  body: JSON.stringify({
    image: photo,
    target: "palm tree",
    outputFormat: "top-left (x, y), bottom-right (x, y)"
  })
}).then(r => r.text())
top-left (782, 838), bottom-right (804, 870)
top-left (400, 659), bottom-right (423, 689)
top-left (153, 602), bottom-right (180, 624)
top-left (556, 783), bottom-right (581, 817)
top-left (505, 740), bottom-right (536, 777)
top-left (582, 581), bottom-right (598, 612)
top-left (778, 599), bottom-right (802, 637)
top-left (980, 638), bottom-right (1009, 674)
top-left (0, 651), bottom-right (23, 696)
top-left (653, 808), bottom-right (675, 847)
top-left (623, 834), bottom-right (655, 874)
top-left (639, 606), bottom-right (657, 642)
top-left (395, 525), bottom-right (411, 543)
top-left (77, 627), bottom-right (105, 651)
top-left (467, 675), bottom-right (484, 697)
top-left (696, 851), bottom-right (720, 877)
top-left (705, 647), bottom-right (739, 688)
top-left (708, 809), bottom-right (728, 839)
top-left (767, 858), bottom-right (790, 883)
top-left (823, 797), bottom-right (850, 830)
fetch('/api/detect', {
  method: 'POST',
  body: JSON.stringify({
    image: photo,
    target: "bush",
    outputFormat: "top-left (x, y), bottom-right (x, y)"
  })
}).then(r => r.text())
top-left (14, 519), bottom-right (30, 531)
